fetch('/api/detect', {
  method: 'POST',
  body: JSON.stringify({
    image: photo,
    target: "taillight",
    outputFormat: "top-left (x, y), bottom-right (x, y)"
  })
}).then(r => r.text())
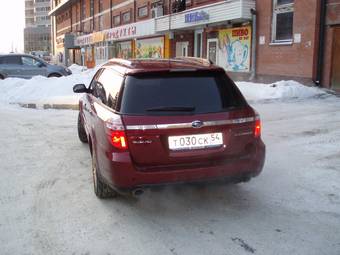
top-left (105, 116), bottom-right (128, 151)
top-left (254, 115), bottom-right (261, 138)
top-left (111, 130), bottom-right (128, 150)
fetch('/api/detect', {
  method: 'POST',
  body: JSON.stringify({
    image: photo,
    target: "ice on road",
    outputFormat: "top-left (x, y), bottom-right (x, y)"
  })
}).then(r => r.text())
top-left (0, 95), bottom-right (340, 255)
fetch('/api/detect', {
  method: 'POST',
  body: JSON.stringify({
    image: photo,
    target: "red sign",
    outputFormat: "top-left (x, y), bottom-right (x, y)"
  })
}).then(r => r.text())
top-left (105, 26), bottom-right (137, 41)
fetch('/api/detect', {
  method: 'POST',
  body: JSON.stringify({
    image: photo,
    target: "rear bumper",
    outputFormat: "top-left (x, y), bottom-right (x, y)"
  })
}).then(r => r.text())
top-left (100, 140), bottom-right (265, 192)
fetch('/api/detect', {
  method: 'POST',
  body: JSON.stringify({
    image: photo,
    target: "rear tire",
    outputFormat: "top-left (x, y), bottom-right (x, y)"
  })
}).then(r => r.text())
top-left (77, 113), bottom-right (88, 143)
top-left (0, 74), bottom-right (4, 80)
top-left (48, 73), bottom-right (62, 78)
top-left (92, 151), bottom-right (118, 199)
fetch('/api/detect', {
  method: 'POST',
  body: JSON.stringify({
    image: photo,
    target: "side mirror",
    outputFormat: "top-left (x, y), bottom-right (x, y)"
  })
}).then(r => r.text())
top-left (73, 84), bottom-right (88, 93)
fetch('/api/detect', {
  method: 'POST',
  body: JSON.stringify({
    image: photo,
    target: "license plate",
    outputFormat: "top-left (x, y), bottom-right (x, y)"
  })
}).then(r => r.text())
top-left (168, 133), bottom-right (223, 151)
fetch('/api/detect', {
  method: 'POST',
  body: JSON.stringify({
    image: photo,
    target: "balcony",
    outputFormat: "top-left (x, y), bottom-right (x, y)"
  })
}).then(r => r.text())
top-left (155, 0), bottom-right (255, 32)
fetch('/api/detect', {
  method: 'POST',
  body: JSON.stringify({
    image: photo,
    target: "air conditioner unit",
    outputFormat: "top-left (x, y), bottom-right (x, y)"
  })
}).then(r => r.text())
top-left (151, 6), bottom-right (163, 18)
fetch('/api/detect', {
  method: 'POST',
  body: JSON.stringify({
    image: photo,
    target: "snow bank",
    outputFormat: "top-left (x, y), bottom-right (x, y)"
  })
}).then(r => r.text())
top-left (0, 65), bottom-right (97, 105)
top-left (236, 80), bottom-right (327, 101)
top-left (0, 65), bottom-right (330, 106)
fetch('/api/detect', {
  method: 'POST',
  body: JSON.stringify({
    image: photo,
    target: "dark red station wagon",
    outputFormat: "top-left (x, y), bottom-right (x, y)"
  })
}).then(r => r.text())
top-left (73, 58), bottom-right (265, 198)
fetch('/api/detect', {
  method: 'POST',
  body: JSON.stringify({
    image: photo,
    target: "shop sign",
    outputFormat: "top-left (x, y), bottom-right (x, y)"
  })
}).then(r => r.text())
top-left (75, 19), bottom-right (155, 47)
top-left (93, 32), bottom-right (105, 44)
top-left (185, 11), bottom-right (209, 23)
top-left (105, 25), bottom-right (137, 41)
top-left (218, 26), bottom-right (251, 72)
top-left (75, 34), bottom-right (93, 47)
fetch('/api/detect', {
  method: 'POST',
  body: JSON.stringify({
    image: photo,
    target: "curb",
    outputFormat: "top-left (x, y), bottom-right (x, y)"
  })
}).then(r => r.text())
top-left (16, 103), bottom-right (79, 110)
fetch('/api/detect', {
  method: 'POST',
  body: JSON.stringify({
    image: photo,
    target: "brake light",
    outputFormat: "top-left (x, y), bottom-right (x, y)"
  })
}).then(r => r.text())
top-left (254, 117), bottom-right (261, 138)
top-left (111, 130), bottom-right (128, 150)
top-left (105, 117), bottom-right (128, 150)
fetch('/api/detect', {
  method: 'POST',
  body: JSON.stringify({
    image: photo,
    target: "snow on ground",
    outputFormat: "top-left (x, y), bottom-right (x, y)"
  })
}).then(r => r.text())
top-left (0, 69), bottom-right (339, 254)
top-left (0, 79), bottom-right (340, 254)
top-left (236, 80), bottom-right (328, 101)
top-left (0, 65), bottom-right (330, 105)
top-left (0, 65), bottom-right (98, 105)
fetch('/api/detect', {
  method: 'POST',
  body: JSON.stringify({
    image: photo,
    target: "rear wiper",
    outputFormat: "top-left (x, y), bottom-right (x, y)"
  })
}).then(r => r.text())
top-left (146, 106), bottom-right (196, 112)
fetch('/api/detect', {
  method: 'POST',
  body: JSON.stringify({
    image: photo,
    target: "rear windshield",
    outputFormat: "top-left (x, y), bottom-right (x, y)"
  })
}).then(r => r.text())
top-left (119, 71), bottom-right (247, 115)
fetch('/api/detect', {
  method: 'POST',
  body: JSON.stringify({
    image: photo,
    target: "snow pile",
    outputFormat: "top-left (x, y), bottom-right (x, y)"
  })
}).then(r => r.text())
top-left (0, 66), bottom-right (330, 106)
top-left (68, 64), bottom-right (88, 74)
top-left (236, 80), bottom-right (327, 101)
top-left (0, 66), bottom-right (97, 105)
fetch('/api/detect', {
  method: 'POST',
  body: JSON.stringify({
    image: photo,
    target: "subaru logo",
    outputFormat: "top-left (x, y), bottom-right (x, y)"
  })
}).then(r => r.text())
top-left (192, 120), bottom-right (204, 128)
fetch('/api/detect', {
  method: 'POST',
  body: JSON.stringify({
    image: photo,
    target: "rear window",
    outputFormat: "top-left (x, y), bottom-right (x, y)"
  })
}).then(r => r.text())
top-left (120, 71), bottom-right (247, 115)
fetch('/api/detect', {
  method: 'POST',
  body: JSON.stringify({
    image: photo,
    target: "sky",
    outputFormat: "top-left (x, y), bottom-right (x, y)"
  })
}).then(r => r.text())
top-left (0, 0), bottom-right (25, 53)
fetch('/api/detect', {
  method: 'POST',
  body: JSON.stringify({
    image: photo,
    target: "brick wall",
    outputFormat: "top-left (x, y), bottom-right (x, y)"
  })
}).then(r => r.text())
top-left (256, 0), bottom-right (319, 80)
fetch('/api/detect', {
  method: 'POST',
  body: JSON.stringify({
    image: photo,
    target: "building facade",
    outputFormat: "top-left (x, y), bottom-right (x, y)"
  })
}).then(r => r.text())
top-left (49, 0), bottom-right (340, 89)
top-left (24, 0), bottom-right (52, 56)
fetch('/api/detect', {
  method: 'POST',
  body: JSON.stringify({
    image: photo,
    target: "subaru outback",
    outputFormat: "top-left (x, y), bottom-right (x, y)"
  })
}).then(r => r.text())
top-left (73, 58), bottom-right (265, 198)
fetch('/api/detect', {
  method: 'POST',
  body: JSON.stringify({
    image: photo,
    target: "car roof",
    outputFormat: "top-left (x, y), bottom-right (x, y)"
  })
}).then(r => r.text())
top-left (102, 58), bottom-right (224, 75)
top-left (0, 53), bottom-right (40, 58)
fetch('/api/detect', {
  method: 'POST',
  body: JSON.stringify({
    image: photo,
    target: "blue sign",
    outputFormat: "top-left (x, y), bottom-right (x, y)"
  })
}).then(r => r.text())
top-left (185, 11), bottom-right (210, 23)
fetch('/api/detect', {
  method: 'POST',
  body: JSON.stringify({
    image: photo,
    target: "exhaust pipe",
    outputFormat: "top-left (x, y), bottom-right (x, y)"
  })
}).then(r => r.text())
top-left (132, 188), bottom-right (144, 197)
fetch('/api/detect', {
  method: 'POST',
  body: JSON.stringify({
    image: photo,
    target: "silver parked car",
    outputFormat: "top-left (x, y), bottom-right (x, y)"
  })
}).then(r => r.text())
top-left (0, 54), bottom-right (72, 79)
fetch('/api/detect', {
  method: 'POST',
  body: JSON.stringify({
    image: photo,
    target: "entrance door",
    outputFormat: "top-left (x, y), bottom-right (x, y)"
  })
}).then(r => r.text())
top-left (194, 29), bottom-right (203, 58)
top-left (207, 39), bottom-right (218, 64)
top-left (331, 27), bottom-right (340, 89)
top-left (176, 41), bottom-right (189, 57)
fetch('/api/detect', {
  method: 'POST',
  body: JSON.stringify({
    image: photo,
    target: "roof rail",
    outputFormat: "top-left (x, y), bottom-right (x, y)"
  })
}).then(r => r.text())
top-left (107, 58), bottom-right (133, 67)
top-left (174, 57), bottom-right (213, 66)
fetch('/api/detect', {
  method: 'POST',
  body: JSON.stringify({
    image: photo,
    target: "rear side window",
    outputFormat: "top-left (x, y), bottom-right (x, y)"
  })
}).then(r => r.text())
top-left (120, 72), bottom-right (247, 115)
top-left (94, 68), bottom-right (124, 110)
top-left (3, 56), bottom-right (22, 65)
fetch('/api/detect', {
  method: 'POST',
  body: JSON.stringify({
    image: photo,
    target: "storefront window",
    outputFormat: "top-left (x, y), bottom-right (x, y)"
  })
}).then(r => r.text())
top-left (218, 26), bottom-right (251, 72)
top-left (86, 46), bottom-right (93, 62)
top-left (116, 41), bottom-right (132, 59)
top-left (136, 37), bottom-right (164, 59)
top-left (108, 42), bottom-right (116, 59)
top-left (272, 0), bottom-right (294, 42)
top-left (95, 42), bottom-right (108, 64)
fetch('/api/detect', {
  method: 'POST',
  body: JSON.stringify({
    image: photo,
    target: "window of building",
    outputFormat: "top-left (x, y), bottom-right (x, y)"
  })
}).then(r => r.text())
top-left (90, 0), bottom-right (94, 30)
top-left (122, 11), bottom-right (131, 23)
top-left (90, 0), bottom-right (94, 16)
top-left (81, 0), bottom-right (86, 31)
top-left (98, 15), bottom-right (103, 31)
top-left (81, 0), bottom-right (86, 18)
top-left (113, 15), bottom-right (120, 26)
top-left (99, 0), bottom-right (104, 12)
top-left (272, 0), bottom-right (294, 43)
top-left (138, 6), bottom-right (148, 18)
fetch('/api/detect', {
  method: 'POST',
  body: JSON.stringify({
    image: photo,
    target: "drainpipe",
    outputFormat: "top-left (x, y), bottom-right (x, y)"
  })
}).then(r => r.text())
top-left (110, 0), bottom-right (113, 28)
top-left (314, 0), bottom-right (327, 87)
top-left (134, 0), bottom-right (136, 23)
top-left (249, 8), bottom-right (257, 81)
